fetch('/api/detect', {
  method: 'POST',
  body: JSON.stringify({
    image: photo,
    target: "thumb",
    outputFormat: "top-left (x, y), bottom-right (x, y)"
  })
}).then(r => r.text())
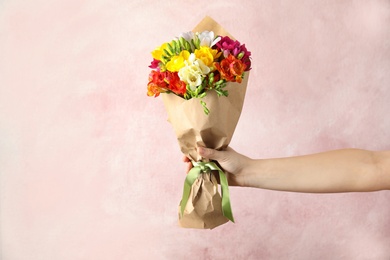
top-left (197, 147), bottom-right (223, 161)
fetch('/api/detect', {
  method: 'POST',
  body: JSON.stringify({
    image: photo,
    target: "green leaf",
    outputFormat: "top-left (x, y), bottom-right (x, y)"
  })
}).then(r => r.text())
top-left (195, 84), bottom-right (204, 97)
top-left (215, 79), bottom-right (224, 85)
top-left (179, 37), bottom-right (186, 49)
top-left (191, 39), bottom-right (197, 50)
top-left (186, 42), bottom-right (192, 51)
top-left (163, 49), bottom-right (172, 57)
top-left (173, 40), bottom-right (179, 54)
top-left (167, 42), bottom-right (175, 55)
top-left (195, 37), bottom-right (201, 49)
top-left (199, 92), bottom-right (207, 98)
top-left (208, 74), bottom-right (214, 86)
top-left (186, 84), bottom-right (195, 98)
top-left (200, 100), bottom-right (209, 115)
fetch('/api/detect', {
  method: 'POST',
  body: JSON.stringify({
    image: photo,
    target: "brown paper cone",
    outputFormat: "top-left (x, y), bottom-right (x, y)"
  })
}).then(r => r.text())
top-left (162, 78), bottom-right (248, 161)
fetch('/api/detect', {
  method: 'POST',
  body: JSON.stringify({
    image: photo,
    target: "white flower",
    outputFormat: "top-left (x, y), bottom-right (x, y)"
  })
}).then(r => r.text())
top-left (187, 53), bottom-right (196, 63)
top-left (194, 59), bottom-right (210, 75)
top-left (178, 64), bottom-right (203, 90)
top-left (178, 54), bottom-right (210, 91)
top-left (186, 53), bottom-right (210, 75)
top-left (178, 31), bottom-right (195, 42)
top-left (177, 31), bottom-right (195, 50)
top-left (177, 30), bottom-right (221, 50)
top-left (197, 31), bottom-right (221, 47)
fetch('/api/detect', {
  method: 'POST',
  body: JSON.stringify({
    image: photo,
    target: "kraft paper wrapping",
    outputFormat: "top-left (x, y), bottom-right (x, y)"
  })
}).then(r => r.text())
top-left (178, 173), bottom-right (228, 229)
top-left (162, 79), bottom-right (248, 161)
top-left (162, 16), bottom-right (249, 229)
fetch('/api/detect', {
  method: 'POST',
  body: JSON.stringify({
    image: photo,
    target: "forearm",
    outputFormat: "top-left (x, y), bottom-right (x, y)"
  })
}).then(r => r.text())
top-left (243, 149), bottom-right (390, 193)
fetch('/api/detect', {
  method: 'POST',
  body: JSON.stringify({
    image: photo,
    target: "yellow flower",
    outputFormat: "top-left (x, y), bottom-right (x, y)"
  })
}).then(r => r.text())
top-left (194, 46), bottom-right (220, 67)
top-left (151, 43), bottom-right (168, 61)
top-left (166, 50), bottom-right (190, 72)
top-left (179, 50), bottom-right (190, 60)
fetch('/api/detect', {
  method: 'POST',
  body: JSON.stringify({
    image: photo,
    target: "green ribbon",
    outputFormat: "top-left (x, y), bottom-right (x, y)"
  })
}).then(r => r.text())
top-left (179, 161), bottom-right (235, 223)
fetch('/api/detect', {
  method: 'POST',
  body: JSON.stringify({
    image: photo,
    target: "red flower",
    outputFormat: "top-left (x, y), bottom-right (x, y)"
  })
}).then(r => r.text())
top-left (165, 71), bottom-right (187, 96)
top-left (147, 70), bottom-right (168, 97)
top-left (214, 54), bottom-right (247, 83)
top-left (147, 70), bottom-right (186, 97)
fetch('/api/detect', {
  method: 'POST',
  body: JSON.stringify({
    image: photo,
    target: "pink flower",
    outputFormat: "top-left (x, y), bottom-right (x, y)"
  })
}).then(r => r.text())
top-left (238, 44), bottom-right (251, 71)
top-left (215, 36), bottom-right (251, 71)
top-left (149, 59), bottom-right (160, 69)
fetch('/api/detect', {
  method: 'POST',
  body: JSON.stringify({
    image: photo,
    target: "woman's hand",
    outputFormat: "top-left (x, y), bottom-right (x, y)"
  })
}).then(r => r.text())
top-left (183, 147), bottom-right (252, 187)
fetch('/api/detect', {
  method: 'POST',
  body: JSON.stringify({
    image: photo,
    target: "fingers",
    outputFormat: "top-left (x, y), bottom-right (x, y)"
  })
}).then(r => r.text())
top-left (183, 155), bottom-right (192, 173)
top-left (183, 147), bottom-right (230, 162)
top-left (185, 162), bottom-right (192, 173)
top-left (183, 147), bottom-right (230, 173)
top-left (197, 147), bottom-right (222, 161)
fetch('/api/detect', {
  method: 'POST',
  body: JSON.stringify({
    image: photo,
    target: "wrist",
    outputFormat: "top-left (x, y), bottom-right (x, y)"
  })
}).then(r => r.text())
top-left (240, 158), bottom-right (265, 188)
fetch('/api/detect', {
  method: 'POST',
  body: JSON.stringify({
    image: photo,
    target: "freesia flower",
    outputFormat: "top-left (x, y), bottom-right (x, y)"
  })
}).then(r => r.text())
top-left (216, 36), bottom-right (251, 71)
top-left (178, 31), bottom-right (221, 50)
top-left (216, 36), bottom-right (240, 57)
top-left (214, 54), bottom-right (247, 83)
top-left (147, 70), bottom-right (169, 97)
top-left (186, 53), bottom-right (210, 74)
top-left (197, 31), bottom-right (221, 47)
top-left (147, 83), bottom-right (164, 97)
top-left (194, 46), bottom-right (220, 67)
top-left (147, 30), bottom-right (252, 103)
top-left (194, 59), bottom-right (210, 75)
top-left (166, 50), bottom-right (190, 72)
top-left (165, 71), bottom-right (186, 96)
top-left (237, 44), bottom-right (252, 71)
top-left (151, 43), bottom-right (168, 61)
top-left (178, 31), bottom-right (196, 51)
top-left (178, 64), bottom-right (204, 90)
top-left (179, 31), bottom-right (195, 43)
top-left (147, 70), bottom-right (187, 97)
top-left (149, 59), bottom-right (160, 69)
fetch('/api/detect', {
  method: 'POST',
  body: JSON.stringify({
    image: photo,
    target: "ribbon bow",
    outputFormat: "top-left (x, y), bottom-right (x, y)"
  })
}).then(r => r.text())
top-left (179, 161), bottom-right (234, 223)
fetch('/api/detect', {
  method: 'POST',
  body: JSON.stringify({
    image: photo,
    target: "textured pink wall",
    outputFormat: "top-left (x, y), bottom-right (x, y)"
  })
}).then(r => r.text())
top-left (1, 0), bottom-right (390, 259)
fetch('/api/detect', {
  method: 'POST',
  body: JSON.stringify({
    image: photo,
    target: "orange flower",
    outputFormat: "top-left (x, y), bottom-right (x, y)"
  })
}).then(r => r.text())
top-left (147, 82), bottom-right (164, 97)
top-left (214, 54), bottom-right (247, 83)
top-left (147, 70), bottom-right (168, 97)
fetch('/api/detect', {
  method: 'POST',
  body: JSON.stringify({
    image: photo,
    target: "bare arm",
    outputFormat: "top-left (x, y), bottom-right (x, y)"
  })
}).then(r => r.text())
top-left (194, 147), bottom-right (390, 193)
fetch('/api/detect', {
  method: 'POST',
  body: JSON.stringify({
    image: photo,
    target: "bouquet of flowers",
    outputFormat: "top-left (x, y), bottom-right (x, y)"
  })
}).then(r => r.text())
top-left (147, 16), bottom-right (251, 229)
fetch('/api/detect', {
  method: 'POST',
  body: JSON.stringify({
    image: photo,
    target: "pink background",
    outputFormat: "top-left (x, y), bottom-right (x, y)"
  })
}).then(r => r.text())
top-left (1, 0), bottom-right (390, 259)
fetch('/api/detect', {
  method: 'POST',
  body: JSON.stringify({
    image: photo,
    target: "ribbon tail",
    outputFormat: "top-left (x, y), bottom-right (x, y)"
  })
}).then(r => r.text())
top-left (217, 167), bottom-right (235, 222)
top-left (179, 166), bottom-right (201, 217)
top-left (207, 162), bottom-right (235, 223)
